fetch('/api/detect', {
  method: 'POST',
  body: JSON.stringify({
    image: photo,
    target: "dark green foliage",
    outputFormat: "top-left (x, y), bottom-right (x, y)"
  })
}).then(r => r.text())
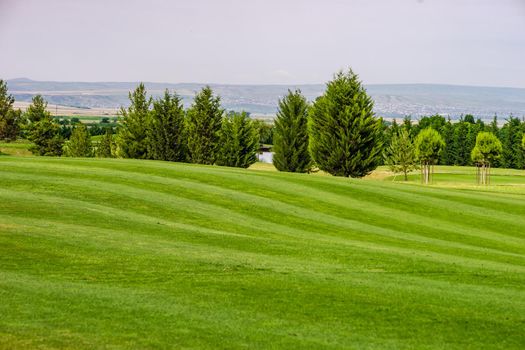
top-left (26, 95), bottom-right (64, 156)
top-left (453, 119), bottom-right (470, 165)
top-left (253, 119), bottom-right (274, 145)
top-left (500, 117), bottom-right (524, 169)
top-left (185, 86), bottom-right (223, 165)
top-left (309, 70), bottom-right (383, 178)
top-left (63, 124), bottom-right (93, 157)
top-left (115, 83), bottom-right (151, 159)
top-left (384, 128), bottom-right (418, 180)
top-left (216, 111), bottom-right (258, 168)
top-left (0, 80), bottom-right (24, 142)
top-left (273, 90), bottom-right (311, 173)
top-left (147, 90), bottom-right (186, 162)
top-left (415, 115), bottom-right (446, 135)
top-left (440, 118), bottom-right (455, 165)
top-left (96, 129), bottom-right (115, 158)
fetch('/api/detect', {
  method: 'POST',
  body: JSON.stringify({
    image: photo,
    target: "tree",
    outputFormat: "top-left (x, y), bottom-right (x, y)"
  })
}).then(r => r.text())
top-left (185, 86), bottom-right (223, 164)
top-left (147, 90), bottom-right (186, 162)
top-left (96, 128), bottom-right (115, 158)
top-left (440, 118), bottom-right (455, 165)
top-left (384, 129), bottom-right (418, 181)
top-left (63, 124), bottom-right (93, 157)
top-left (115, 83), bottom-right (151, 159)
top-left (471, 132), bottom-right (502, 185)
top-left (453, 119), bottom-right (469, 165)
top-left (499, 117), bottom-right (523, 169)
top-left (0, 80), bottom-right (24, 142)
top-left (273, 89), bottom-right (311, 173)
top-left (216, 111), bottom-right (258, 168)
top-left (26, 95), bottom-right (64, 156)
top-left (308, 69), bottom-right (383, 177)
top-left (415, 127), bottom-right (445, 184)
top-left (253, 119), bottom-right (274, 145)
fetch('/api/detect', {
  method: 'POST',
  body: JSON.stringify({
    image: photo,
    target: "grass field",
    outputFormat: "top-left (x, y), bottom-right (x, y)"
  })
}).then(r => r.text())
top-left (1, 156), bottom-right (525, 349)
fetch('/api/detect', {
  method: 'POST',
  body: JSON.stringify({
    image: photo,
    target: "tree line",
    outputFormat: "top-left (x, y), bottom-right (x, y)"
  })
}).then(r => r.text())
top-left (2, 72), bottom-right (524, 180)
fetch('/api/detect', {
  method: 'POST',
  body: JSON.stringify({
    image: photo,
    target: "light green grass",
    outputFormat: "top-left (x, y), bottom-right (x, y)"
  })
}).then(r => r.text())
top-left (1, 157), bottom-right (524, 349)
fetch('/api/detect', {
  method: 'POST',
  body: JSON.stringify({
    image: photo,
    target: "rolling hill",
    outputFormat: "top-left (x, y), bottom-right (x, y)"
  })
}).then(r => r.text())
top-left (7, 78), bottom-right (525, 119)
top-left (1, 157), bottom-right (524, 349)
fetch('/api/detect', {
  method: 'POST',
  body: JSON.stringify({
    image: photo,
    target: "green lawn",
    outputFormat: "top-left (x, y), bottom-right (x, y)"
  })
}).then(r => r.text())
top-left (0, 157), bottom-right (524, 349)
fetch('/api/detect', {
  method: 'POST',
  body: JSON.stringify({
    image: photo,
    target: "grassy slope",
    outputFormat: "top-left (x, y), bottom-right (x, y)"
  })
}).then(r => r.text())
top-left (0, 157), bottom-right (524, 349)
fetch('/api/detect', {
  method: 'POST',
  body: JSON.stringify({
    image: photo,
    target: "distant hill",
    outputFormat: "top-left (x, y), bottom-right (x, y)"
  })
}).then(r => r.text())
top-left (6, 78), bottom-right (525, 120)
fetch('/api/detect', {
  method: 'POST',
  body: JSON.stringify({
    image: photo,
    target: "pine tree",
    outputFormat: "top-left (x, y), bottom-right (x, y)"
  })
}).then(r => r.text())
top-left (415, 127), bottom-right (445, 184)
top-left (273, 89), bottom-right (311, 173)
top-left (185, 86), bottom-right (223, 164)
top-left (384, 128), bottom-right (418, 181)
top-left (26, 95), bottom-right (64, 156)
top-left (115, 83), bottom-right (151, 159)
top-left (63, 124), bottom-right (93, 157)
top-left (453, 119), bottom-right (469, 165)
top-left (96, 129), bottom-right (115, 158)
top-left (0, 80), bottom-right (24, 142)
top-left (309, 70), bottom-right (383, 178)
top-left (500, 117), bottom-right (522, 169)
top-left (147, 90), bottom-right (186, 162)
top-left (216, 111), bottom-right (258, 168)
top-left (440, 118), bottom-right (455, 165)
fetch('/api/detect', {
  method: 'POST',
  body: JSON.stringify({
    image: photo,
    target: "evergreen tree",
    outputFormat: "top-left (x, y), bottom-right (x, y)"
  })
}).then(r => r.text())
top-left (488, 115), bottom-right (499, 135)
top-left (253, 119), bottom-right (274, 145)
top-left (453, 119), bottom-right (469, 165)
top-left (147, 90), bottom-right (186, 162)
top-left (500, 117), bottom-right (522, 169)
top-left (96, 128), bottom-right (115, 158)
top-left (115, 83), bottom-right (151, 159)
top-left (185, 86), bottom-right (223, 164)
top-left (402, 116), bottom-right (414, 137)
top-left (415, 128), bottom-right (445, 184)
top-left (440, 118), bottom-right (455, 165)
top-left (384, 128), bottom-right (418, 181)
top-left (273, 89), bottom-right (311, 173)
top-left (309, 69), bottom-right (383, 178)
top-left (0, 80), bottom-right (24, 142)
top-left (26, 95), bottom-right (64, 156)
top-left (63, 124), bottom-right (93, 157)
top-left (216, 111), bottom-right (258, 168)
top-left (471, 132), bottom-right (502, 185)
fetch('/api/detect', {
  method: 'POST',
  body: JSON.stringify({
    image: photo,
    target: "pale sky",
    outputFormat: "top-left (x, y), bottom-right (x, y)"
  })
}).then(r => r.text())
top-left (1, 0), bottom-right (524, 87)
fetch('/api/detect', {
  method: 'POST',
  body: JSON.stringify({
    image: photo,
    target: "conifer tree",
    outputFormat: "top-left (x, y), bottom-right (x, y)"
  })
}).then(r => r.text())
top-left (96, 128), bottom-right (115, 158)
top-left (440, 118), bottom-right (455, 165)
top-left (63, 124), bottom-right (93, 157)
top-left (273, 89), bottom-right (311, 173)
top-left (453, 119), bottom-right (469, 165)
top-left (384, 128), bottom-right (418, 181)
top-left (147, 90), bottom-right (186, 162)
top-left (500, 117), bottom-right (522, 169)
top-left (115, 83), bottom-right (151, 159)
top-left (0, 80), bottom-right (24, 142)
top-left (26, 95), bottom-right (64, 156)
top-left (216, 111), bottom-right (258, 168)
top-left (309, 69), bottom-right (383, 178)
top-left (185, 86), bottom-right (223, 164)
top-left (415, 127), bottom-right (445, 184)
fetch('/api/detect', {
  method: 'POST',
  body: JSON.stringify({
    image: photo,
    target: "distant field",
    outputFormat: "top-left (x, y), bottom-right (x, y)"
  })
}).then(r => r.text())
top-left (0, 157), bottom-right (524, 349)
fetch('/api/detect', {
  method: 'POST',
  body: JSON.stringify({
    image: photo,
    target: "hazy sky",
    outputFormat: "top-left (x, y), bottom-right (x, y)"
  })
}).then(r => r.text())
top-left (1, 0), bottom-right (524, 87)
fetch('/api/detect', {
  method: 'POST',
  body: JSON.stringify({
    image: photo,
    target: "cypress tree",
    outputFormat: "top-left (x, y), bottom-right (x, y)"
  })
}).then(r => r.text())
top-left (216, 112), bottom-right (258, 168)
top-left (26, 95), bottom-right (64, 156)
top-left (96, 129), bottom-right (115, 158)
top-left (147, 90), bottom-right (186, 162)
top-left (273, 89), bottom-right (311, 173)
top-left (115, 83), bottom-right (151, 159)
top-left (185, 86), bottom-right (223, 164)
top-left (309, 70), bottom-right (383, 178)
top-left (63, 124), bottom-right (93, 157)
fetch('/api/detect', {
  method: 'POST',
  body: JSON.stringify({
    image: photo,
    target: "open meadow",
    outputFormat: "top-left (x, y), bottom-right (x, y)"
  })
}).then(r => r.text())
top-left (1, 156), bottom-right (524, 349)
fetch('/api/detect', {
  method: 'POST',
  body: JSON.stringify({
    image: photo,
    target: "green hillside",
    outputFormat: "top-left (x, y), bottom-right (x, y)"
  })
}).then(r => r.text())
top-left (1, 157), bottom-right (525, 349)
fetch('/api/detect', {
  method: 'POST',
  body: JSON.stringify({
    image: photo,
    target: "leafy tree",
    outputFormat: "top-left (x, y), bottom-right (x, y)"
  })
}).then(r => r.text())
top-left (471, 132), bottom-right (502, 185)
top-left (253, 119), bottom-right (274, 145)
top-left (185, 86), bottom-right (223, 164)
top-left (309, 69), bottom-right (383, 178)
top-left (115, 83), bottom-right (151, 159)
top-left (96, 129), bottom-right (115, 158)
top-left (415, 127), bottom-right (445, 184)
top-left (147, 90), bottom-right (186, 162)
top-left (216, 111), bottom-right (258, 168)
top-left (384, 128), bottom-right (418, 181)
top-left (26, 95), bottom-right (64, 156)
top-left (415, 115), bottom-right (446, 136)
top-left (273, 89), bottom-right (311, 173)
top-left (63, 124), bottom-right (93, 157)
